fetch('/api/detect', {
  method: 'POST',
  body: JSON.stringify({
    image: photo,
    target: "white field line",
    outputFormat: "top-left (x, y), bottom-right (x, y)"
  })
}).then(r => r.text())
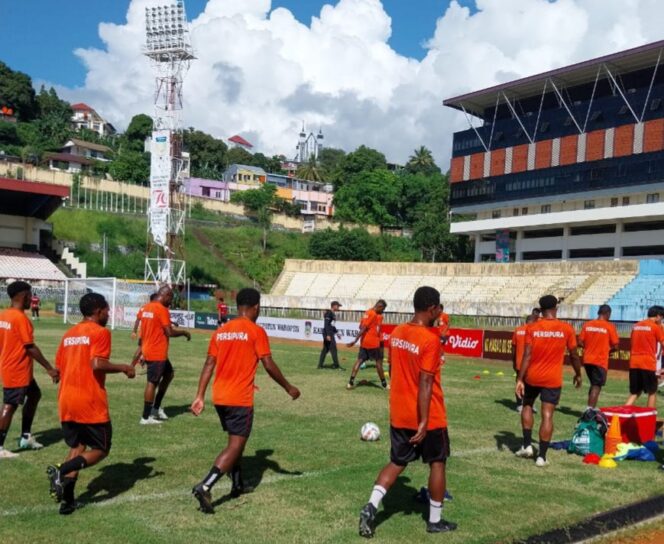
top-left (0, 446), bottom-right (498, 517)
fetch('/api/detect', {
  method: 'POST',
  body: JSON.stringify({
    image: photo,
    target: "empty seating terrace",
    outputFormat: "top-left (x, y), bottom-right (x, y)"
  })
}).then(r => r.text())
top-left (0, 248), bottom-right (67, 283)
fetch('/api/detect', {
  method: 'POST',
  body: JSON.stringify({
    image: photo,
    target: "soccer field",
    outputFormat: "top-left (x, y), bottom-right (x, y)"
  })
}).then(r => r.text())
top-left (1, 318), bottom-right (662, 543)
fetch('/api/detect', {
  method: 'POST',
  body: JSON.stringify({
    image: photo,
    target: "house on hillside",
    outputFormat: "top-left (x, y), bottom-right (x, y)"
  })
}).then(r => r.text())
top-left (61, 139), bottom-right (112, 162)
top-left (223, 164), bottom-right (266, 184)
top-left (46, 153), bottom-right (94, 174)
top-left (71, 103), bottom-right (116, 137)
top-left (266, 173), bottom-right (334, 217)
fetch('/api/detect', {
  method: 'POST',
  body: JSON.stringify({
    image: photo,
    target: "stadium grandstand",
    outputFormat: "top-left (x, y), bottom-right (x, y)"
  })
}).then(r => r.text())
top-left (444, 40), bottom-right (664, 263)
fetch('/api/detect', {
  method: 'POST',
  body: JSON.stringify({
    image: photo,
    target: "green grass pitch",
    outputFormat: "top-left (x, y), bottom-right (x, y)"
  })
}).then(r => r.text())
top-left (1, 318), bottom-right (661, 543)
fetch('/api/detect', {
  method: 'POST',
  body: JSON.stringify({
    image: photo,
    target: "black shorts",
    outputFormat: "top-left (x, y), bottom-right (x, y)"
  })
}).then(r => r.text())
top-left (217, 317), bottom-right (228, 325)
top-left (584, 364), bottom-right (607, 387)
top-left (3, 379), bottom-right (40, 406)
top-left (31, 308), bottom-right (39, 316)
top-left (62, 421), bottom-right (113, 453)
top-left (390, 427), bottom-right (450, 467)
top-left (629, 369), bottom-right (658, 395)
top-left (215, 405), bottom-right (254, 438)
top-left (145, 360), bottom-right (174, 384)
top-left (522, 383), bottom-right (561, 406)
top-left (359, 347), bottom-right (383, 362)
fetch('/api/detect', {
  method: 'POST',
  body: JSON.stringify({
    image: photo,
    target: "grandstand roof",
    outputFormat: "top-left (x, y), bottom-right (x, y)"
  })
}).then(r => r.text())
top-left (0, 177), bottom-right (69, 219)
top-left (228, 135), bottom-right (253, 148)
top-left (444, 39), bottom-right (664, 118)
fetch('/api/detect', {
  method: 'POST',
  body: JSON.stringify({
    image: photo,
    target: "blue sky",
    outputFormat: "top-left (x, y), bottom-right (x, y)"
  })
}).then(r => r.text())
top-left (1, 0), bottom-right (474, 87)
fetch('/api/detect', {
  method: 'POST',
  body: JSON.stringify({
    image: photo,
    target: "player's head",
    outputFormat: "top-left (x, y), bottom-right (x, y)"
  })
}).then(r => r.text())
top-left (237, 288), bottom-right (261, 321)
top-left (647, 305), bottom-right (664, 323)
top-left (7, 281), bottom-right (32, 310)
top-left (149, 293), bottom-right (158, 302)
top-left (598, 304), bottom-right (612, 319)
top-left (219, 297), bottom-right (224, 303)
top-left (525, 314), bottom-right (537, 324)
top-left (538, 295), bottom-right (558, 316)
top-left (157, 285), bottom-right (173, 307)
top-left (413, 286), bottom-right (441, 326)
top-left (531, 307), bottom-right (541, 318)
top-left (374, 299), bottom-right (387, 314)
top-left (331, 300), bottom-right (341, 311)
top-left (80, 293), bottom-right (110, 327)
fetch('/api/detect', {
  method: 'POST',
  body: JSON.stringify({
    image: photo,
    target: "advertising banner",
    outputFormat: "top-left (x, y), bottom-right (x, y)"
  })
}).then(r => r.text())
top-left (195, 312), bottom-right (218, 330)
top-left (256, 317), bottom-right (361, 343)
top-left (149, 129), bottom-right (171, 247)
top-left (482, 330), bottom-right (514, 361)
top-left (444, 328), bottom-right (484, 358)
top-left (496, 229), bottom-right (510, 263)
top-left (170, 310), bottom-right (195, 329)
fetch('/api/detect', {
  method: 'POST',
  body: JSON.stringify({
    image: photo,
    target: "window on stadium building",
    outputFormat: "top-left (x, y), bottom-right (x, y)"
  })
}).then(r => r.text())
top-left (622, 196), bottom-right (630, 206)
top-left (523, 228), bottom-right (564, 239)
top-left (513, 208), bottom-right (519, 216)
top-left (624, 220), bottom-right (664, 232)
top-left (622, 245), bottom-right (664, 257)
top-left (521, 207), bottom-right (528, 215)
top-left (569, 247), bottom-right (614, 258)
top-left (492, 210), bottom-right (502, 219)
top-left (611, 197), bottom-right (619, 207)
top-left (541, 204), bottom-right (551, 214)
top-left (570, 224), bottom-right (616, 235)
top-left (584, 200), bottom-right (595, 209)
top-left (646, 193), bottom-right (660, 204)
top-left (522, 250), bottom-right (563, 260)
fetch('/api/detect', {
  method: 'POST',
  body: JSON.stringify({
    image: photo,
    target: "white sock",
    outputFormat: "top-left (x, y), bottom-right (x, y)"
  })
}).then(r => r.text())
top-left (368, 485), bottom-right (386, 509)
top-left (429, 499), bottom-right (442, 523)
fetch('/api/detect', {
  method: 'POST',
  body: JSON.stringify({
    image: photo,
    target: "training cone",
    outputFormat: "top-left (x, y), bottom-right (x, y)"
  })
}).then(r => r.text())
top-left (496, 371), bottom-right (505, 376)
top-left (482, 370), bottom-right (490, 375)
top-left (605, 414), bottom-right (622, 455)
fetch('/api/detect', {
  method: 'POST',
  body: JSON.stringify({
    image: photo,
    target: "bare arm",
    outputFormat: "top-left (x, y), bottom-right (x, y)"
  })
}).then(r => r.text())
top-left (347, 325), bottom-right (368, 347)
top-left (569, 347), bottom-right (582, 388)
top-left (261, 355), bottom-right (300, 399)
top-left (410, 372), bottom-right (434, 445)
top-left (191, 355), bottom-right (216, 415)
top-left (515, 344), bottom-right (532, 398)
top-left (26, 345), bottom-right (59, 383)
top-left (131, 317), bottom-right (140, 337)
top-left (165, 325), bottom-right (191, 341)
top-left (91, 356), bottom-right (135, 378)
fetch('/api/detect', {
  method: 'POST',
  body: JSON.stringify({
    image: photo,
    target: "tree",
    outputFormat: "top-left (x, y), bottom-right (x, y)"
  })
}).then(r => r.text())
top-left (226, 146), bottom-right (253, 167)
top-left (124, 114), bottom-right (153, 151)
top-left (231, 183), bottom-right (277, 251)
top-left (0, 61), bottom-right (38, 121)
top-left (296, 157), bottom-right (323, 182)
top-left (108, 150), bottom-right (150, 185)
top-left (331, 145), bottom-right (387, 188)
top-left (34, 86), bottom-right (73, 151)
top-left (406, 146), bottom-right (440, 175)
top-left (183, 128), bottom-right (228, 179)
top-left (333, 170), bottom-right (402, 225)
top-left (317, 147), bottom-right (346, 180)
top-left (309, 227), bottom-right (380, 261)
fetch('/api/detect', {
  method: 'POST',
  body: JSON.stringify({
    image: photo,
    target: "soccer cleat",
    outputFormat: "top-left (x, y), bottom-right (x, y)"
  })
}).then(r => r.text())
top-left (139, 416), bottom-right (162, 425)
top-left (426, 519), bottom-right (458, 533)
top-left (192, 483), bottom-right (215, 514)
top-left (0, 447), bottom-right (19, 459)
top-left (382, 383), bottom-right (390, 391)
top-left (47, 465), bottom-right (64, 503)
top-left (516, 405), bottom-right (523, 414)
top-left (515, 445), bottom-right (535, 459)
top-left (346, 383), bottom-right (355, 390)
top-left (151, 408), bottom-right (169, 420)
top-left (19, 434), bottom-right (44, 450)
top-left (359, 503), bottom-right (377, 538)
top-left (59, 501), bottom-right (83, 515)
top-left (535, 456), bottom-right (549, 467)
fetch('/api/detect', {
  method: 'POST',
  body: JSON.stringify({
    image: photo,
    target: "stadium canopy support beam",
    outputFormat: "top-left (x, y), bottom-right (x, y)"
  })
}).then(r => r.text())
top-left (501, 92), bottom-right (535, 144)
top-left (640, 48), bottom-right (663, 122)
top-left (602, 63), bottom-right (640, 123)
top-left (460, 103), bottom-right (489, 152)
top-left (581, 66), bottom-right (603, 132)
top-left (548, 78), bottom-right (583, 134)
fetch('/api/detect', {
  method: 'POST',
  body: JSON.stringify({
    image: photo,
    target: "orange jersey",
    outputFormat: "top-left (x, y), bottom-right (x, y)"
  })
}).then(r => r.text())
top-left (579, 319), bottom-right (619, 369)
top-left (207, 317), bottom-right (271, 407)
top-left (512, 325), bottom-right (528, 370)
top-left (0, 308), bottom-right (34, 388)
top-left (56, 321), bottom-right (112, 424)
top-left (438, 312), bottom-right (450, 337)
top-left (629, 319), bottom-right (664, 371)
top-left (524, 318), bottom-right (577, 388)
top-left (389, 323), bottom-right (446, 430)
top-left (360, 309), bottom-right (383, 349)
top-left (139, 301), bottom-right (171, 361)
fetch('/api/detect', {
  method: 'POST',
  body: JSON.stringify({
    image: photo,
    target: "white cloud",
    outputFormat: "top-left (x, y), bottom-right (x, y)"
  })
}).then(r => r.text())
top-left (55, 0), bottom-right (664, 168)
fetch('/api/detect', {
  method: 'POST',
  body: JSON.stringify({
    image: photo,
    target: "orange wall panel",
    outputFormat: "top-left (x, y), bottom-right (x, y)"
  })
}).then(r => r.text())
top-left (560, 135), bottom-right (578, 166)
top-left (490, 148), bottom-right (506, 177)
top-left (469, 152), bottom-right (484, 180)
top-left (585, 129), bottom-right (605, 162)
top-left (613, 124), bottom-right (634, 158)
top-left (450, 156), bottom-right (464, 183)
top-left (511, 144), bottom-right (528, 173)
top-left (534, 139), bottom-right (552, 169)
top-left (644, 119), bottom-right (664, 153)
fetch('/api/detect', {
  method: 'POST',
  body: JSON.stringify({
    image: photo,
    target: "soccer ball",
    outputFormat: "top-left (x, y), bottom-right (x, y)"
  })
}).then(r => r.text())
top-left (361, 422), bottom-right (380, 441)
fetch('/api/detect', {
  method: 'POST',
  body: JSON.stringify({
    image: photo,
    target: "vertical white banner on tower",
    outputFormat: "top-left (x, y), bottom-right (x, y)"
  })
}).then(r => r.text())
top-left (150, 130), bottom-right (171, 247)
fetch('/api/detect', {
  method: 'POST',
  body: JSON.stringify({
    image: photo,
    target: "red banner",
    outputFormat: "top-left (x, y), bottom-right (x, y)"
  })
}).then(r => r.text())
top-left (444, 328), bottom-right (484, 358)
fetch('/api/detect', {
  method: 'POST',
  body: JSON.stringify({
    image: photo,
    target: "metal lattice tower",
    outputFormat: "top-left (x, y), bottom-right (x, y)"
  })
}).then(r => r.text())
top-left (143, 1), bottom-right (194, 285)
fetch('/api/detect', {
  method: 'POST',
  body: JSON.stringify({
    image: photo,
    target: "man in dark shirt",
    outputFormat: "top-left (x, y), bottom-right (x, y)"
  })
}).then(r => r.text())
top-left (318, 301), bottom-right (342, 369)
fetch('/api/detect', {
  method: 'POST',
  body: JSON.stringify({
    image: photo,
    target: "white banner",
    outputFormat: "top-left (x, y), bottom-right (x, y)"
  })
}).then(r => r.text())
top-left (124, 307), bottom-right (195, 329)
top-left (256, 317), bottom-right (360, 343)
top-left (150, 130), bottom-right (171, 247)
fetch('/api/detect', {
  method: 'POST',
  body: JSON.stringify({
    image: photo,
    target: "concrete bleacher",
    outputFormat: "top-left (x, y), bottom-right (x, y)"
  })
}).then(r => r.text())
top-left (266, 259), bottom-right (640, 318)
top-left (0, 248), bottom-right (67, 283)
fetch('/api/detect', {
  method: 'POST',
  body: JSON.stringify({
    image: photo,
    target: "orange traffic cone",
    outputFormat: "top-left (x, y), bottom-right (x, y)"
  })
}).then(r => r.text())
top-left (604, 414), bottom-right (622, 455)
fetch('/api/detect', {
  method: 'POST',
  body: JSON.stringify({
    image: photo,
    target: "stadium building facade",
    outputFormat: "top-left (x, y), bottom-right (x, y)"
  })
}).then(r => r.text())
top-left (444, 40), bottom-right (664, 263)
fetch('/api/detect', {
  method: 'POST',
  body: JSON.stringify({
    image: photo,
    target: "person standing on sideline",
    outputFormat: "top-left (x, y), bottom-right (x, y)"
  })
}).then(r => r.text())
top-left (217, 297), bottom-right (229, 326)
top-left (30, 292), bottom-right (41, 321)
top-left (515, 295), bottom-right (581, 467)
top-left (347, 300), bottom-right (388, 390)
top-left (47, 293), bottom-right (135, 515)
top-left (0, 281), bottom-right (59, 458)
top-left (318, 301), bottom-right (342, 369)
top-left (190, 288), bottom-right (300, 513)
top-left (138, 285), bottom-right (191, 424)
top-left (625, 305), bottom-right (664, 409)
top-left (512, 314), bottom-right (537, 412)
top-left (577, 305), bottom-right (619, 409)
top-left (358, 287), bottom-right (456, 538)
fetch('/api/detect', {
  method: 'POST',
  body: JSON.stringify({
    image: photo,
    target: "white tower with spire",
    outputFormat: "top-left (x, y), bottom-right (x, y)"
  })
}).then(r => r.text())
top-left (295, 122), bottom-right (323, 163)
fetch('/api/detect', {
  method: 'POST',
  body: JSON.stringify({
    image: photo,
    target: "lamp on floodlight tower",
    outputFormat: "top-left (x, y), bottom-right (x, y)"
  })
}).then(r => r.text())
top-left (143, 0), bottom-right (195, 287)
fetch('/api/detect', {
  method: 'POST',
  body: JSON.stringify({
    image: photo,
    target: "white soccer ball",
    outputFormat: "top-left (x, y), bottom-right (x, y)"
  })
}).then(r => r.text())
top-left (361, 422), bottom-right (381, 442)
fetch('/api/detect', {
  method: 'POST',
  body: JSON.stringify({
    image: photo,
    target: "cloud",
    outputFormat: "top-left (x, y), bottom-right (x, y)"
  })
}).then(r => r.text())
top-left (55, 0), bottom-right (664, 168)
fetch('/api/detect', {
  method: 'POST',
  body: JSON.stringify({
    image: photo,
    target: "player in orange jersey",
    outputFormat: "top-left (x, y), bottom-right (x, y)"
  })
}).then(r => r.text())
top-left (46, 293), bottom-right (135, 514)
top-left (626, 305), bottom-right (664, 409)
top-left (346, 299), bottom-right (388, 390)
top-left (358, 287), bottom-right (456, 538)
top-left (512, 314), bottom-right (537, 413)
top-left (138, 285), bottom-right (190, 424)
top-left (515, 295), bottom-right (581, 467)
top-left (0, 281), bottom-right (59, 459)
top-left (190, 288), bottom-right (300, 514)
top-left (577, 305), bottom-right (619, 409)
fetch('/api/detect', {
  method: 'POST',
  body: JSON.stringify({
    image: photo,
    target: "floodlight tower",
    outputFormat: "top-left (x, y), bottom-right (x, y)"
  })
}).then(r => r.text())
top-left (143, 0), bottom-right (194, 285)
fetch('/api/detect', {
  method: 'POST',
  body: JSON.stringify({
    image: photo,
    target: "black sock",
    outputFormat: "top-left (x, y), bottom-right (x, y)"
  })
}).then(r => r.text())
top-left (515, 395), bottom-right (522, 407)
top-left (142, 402), bottom-right (153, 419)
top-left (201, 466), bottom-right (223, 490)
top-left (381, 379), bottom-right (387, 387)
top-left (63, 477), bottom-right (77, 503)
top-left (540, 440), bottom-right (550, 460)
top-left (60, 456), bottom-right (87, 477)
top-left (0, 429), bottom-right (7, 447)
top-left (154, 390), bottom-right (166, 411)
top-left (523, 429), bottom-right (532, 448)
top-left (229, 465), bottom-right (243, 489)
top-left (349, 376), bottom-right (355, 385)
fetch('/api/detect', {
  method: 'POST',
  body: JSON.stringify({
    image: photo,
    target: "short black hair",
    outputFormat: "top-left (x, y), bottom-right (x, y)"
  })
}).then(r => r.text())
top-left (539, 295), bottom-right (558, 311)
top-left (376, 299), bottom-right (387, 308)
top-left (531, 307), bottom-right (541, 315)
top-left (80, 293), bottom-right (108, 317)
top-left (413, 286), bottom-right (440, 312)
top-left (237, 287), bottom-right (260, 308)
top-left (149, 293), bottom-right (158, 301)
top-left (598, 304), bottom-right (612, 316)
top-left (647, 305), bottom-right (664, 318)
top-left (7, 281), bottom-right (31, 299)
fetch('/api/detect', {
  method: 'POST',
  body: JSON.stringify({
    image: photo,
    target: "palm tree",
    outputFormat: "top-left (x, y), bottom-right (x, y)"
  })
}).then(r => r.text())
top-left (406, 146), bottom-right (437, 174)
top-left (296, 157), bottom-right (323, 182)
